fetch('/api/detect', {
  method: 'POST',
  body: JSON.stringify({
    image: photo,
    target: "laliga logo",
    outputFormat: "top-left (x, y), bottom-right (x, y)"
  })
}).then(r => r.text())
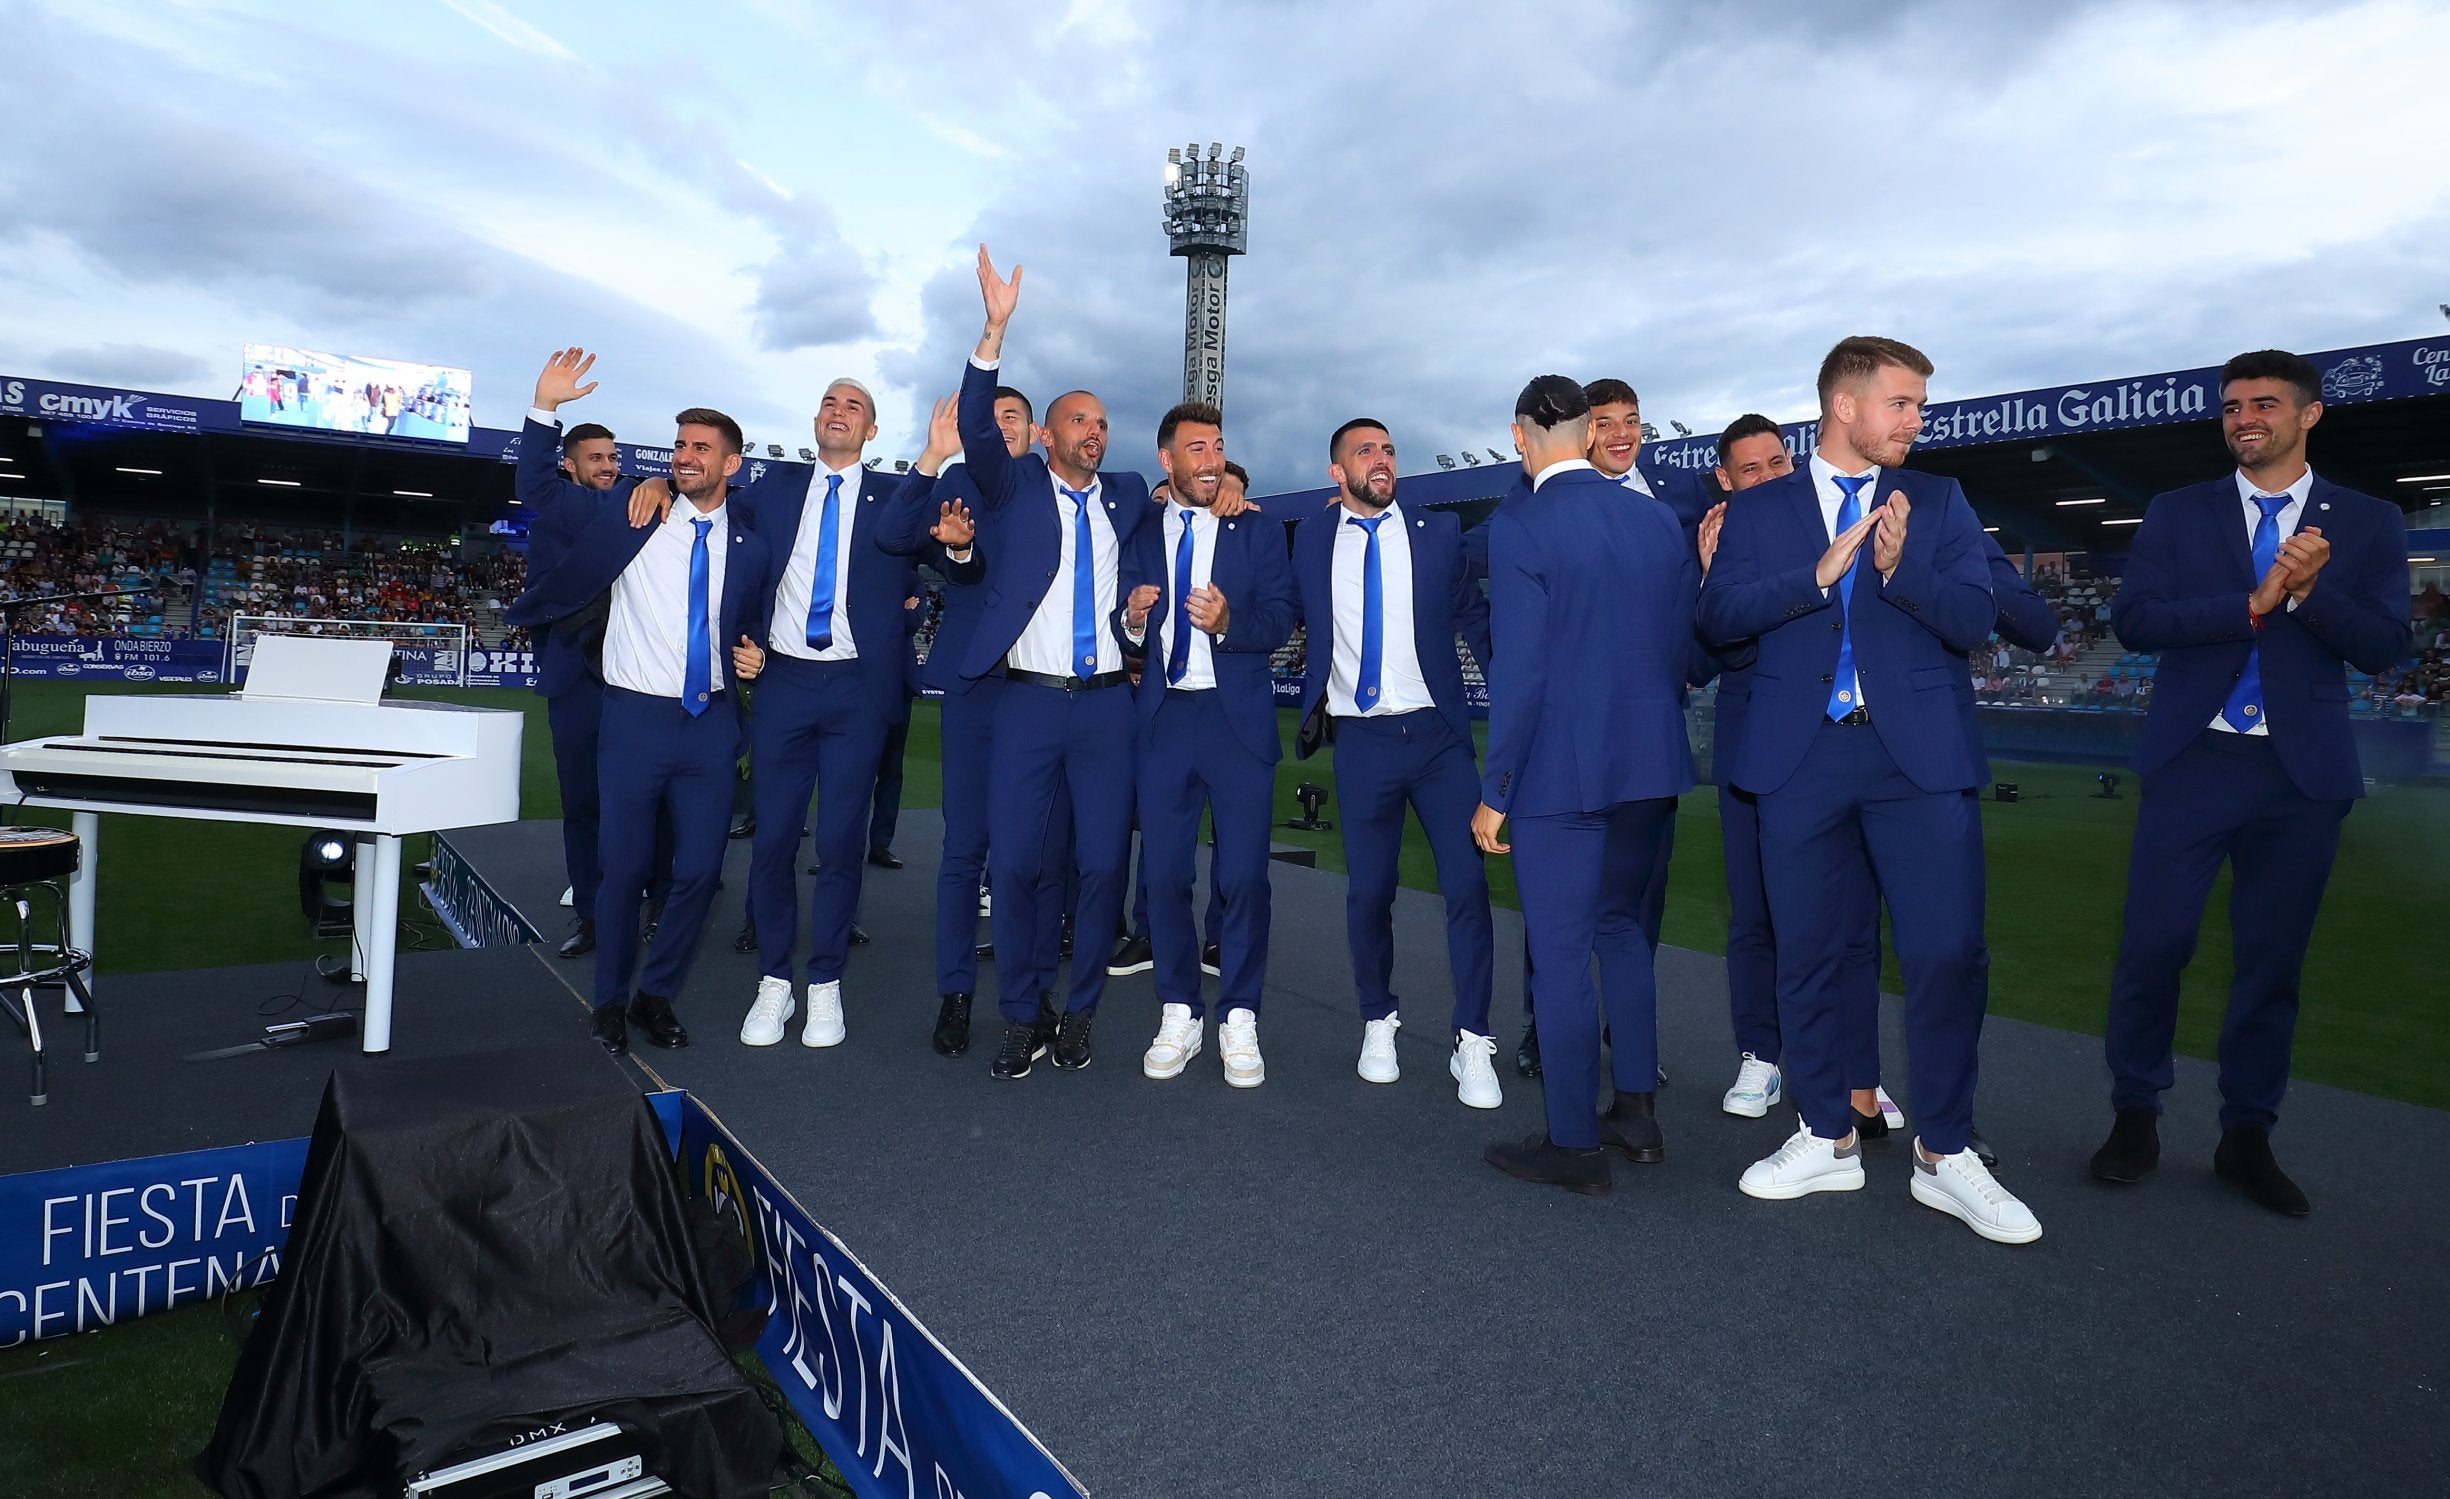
top-left (2322, 355), bottom-right (2385, 401)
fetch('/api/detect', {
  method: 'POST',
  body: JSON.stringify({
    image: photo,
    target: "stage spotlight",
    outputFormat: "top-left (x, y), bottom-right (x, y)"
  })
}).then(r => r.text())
top-left (2095, 773), bottom-right (2121, 799)
top-left (298, 831), bottom-right (355, 938)
top-left (1286, 783), bottom-right (1333, 832)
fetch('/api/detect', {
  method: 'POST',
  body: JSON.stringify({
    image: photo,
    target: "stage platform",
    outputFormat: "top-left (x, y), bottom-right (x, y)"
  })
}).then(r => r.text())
top-left (11, 813), bottom-right (2444, 1497)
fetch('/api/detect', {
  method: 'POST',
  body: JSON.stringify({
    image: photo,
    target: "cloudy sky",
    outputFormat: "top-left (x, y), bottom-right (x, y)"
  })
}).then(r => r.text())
top-left (1, 0), bottom-right (2444, 492)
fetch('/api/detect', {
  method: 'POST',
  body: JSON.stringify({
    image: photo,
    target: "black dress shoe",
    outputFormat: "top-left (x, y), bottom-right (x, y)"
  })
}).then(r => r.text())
top-left (1599, 1091), bottom-right (1665, 1164)
top-left (2091, 1107), bottom-right (2161, 1184)
top-left (867, 846), bottom-right (902, 869)
top-left (628, 992), bottom-right (689, 1049)
top-left (1515, 1020), bottom-right (1542, 1079)
top-left (974, 937), bottom-right (995, 959)
top-left (1483, 1132), bottom-right (1611, 1196)
top-left (728, 815), bottom-right (756, 840)
top-left (1033, 990), bottom-right (1060, 1050)
top-left (932, 992), bottom-right (974, 1057)
top-left (1199, 941), bottom-right (1221, 977)
top-left (989, 1019), bottom-right (1043, 1079)
top-left (1059, 917), bottom-right (1075, 960)
top-left (2214, 1125), bottom-right (2309, 1216)
top-left (1106, 932), bottom-right (1152, 976)
top-left (849, 923), bottom-right (870, 946)
top-left (1052, 1007), bottom-right (1095, 1069)
top-left (733, 915), bottom-right (758, 954)
top-left (591, 1005), bottom-right (629, 1056)
top-left (1968, 1126), bottom-right (1999, 1170)
top-left (642, 899), bottom-right (665, 945)
top-left (558, 919), bottom-right (596, 960)
top-left (1852, 1106), bottom-right (1891, 1141)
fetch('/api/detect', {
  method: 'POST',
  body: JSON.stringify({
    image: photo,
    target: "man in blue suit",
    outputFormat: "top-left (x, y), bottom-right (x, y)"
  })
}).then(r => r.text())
top-left (1117, 402), bottom-right (1295, 1087)
top-left (1292, 418), bottom-right (1500, 1109)
top-left (1472, 376), bottom-right (1695, 1195)
top-left (2091, 349), bottom-right (2411, 1215)
top-left (1697, 336), bottom-right (2039, 1244)
top-left (505, 351), bottom-right (771, 1057)
top-left (954, 246), bottom-right (1156, 1079)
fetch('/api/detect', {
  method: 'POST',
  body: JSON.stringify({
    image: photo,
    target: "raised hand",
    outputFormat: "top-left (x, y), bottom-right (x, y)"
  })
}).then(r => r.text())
top-left (627, 475), bottom-right (673, 529)
top-left (930, 498), bottom-right (976, 550)
top-left (1124, 583), bottom-right (1161, 632)
top-left (1815, 507), bottom-right (1883, 590)
top-left (534, 347), bottom-right (598, 410)
top-left (1872, 490), bottom-right (1911, 577)
top-left (974, 244), bottom-right (1022, 362)
top-left (919, 394), bottom-right (961, 470)
top-left (2278, 526), bottom-right (2329, 601)
top-left (731, 635), bottom-right (765, 681)
top-left (1185, 582), bottom-right (1230, 636)
top-left (1697, 500), bottom-right (1727, 577)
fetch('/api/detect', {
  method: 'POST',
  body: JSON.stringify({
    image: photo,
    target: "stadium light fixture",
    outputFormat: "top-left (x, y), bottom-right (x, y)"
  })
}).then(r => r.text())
top-left (1436, 455), bottom-right (1456, 470)
top-left (258, 478), bottom-right (302, 487)
top-left (2395, 474), bottom-right (2450, 483)
top-left (1982, 526), bottom-right (2001, 533)
top-left (2101, 517), bottom-right (2143, 526)
top-left (2410, 555), bottom-right (2438, 563)
top-left (115, 466), bottom-right (163, 476)
top-left (893, 459), bottom-right (910, 473)
top-left (393, 489), bottom-right (432, 498)
top-left (2054, 497), bottom-right (2105, 506)
top-left (863, 457), bottom-right (881, 470)
top-left (505, 498), bottom-right (522, 506)
top-left (798, 447), bottom-right (816, 462)
top-left (1669, 420), bottom-right (1691, 437)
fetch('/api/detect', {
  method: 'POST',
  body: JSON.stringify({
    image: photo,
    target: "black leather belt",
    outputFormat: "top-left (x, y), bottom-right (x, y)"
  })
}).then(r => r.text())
top-left (1003, 667), bottom-right (1127, 692)
top-left (1833, 705), bottom-right (1871, 725)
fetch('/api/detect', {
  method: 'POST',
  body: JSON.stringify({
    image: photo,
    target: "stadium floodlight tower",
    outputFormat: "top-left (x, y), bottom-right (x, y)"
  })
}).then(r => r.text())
top-left (1163, 143), bottom-right (1249, 413)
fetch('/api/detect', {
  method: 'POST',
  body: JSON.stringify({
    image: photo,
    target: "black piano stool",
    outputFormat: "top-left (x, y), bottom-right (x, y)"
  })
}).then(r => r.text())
top-left (0, 826), bottom-right (97, 1104)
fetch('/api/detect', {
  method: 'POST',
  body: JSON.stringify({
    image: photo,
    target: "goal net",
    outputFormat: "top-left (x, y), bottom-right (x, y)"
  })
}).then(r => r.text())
top-left (225, 615), bottom-right (471, 688)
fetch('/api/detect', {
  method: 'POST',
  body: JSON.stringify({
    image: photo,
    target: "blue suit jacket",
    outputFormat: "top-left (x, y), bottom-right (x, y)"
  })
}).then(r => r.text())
top-left (1697, 466), bottom-right (1995, 795)
top-left (1481, 467), bottom-right (1696, 816)
top-left (878, 462), bottom-right (992, 696)
top-left (1291, 503), bottom-right (1491, 760)
top-left (512, 416), bottom-right (641, 700)
top-left (732, 462), bottom-right (920, 723)
top-left (952, 358), bottom-right (1153, 680)
top-left (505, 488), bottom-right (771, 695)
top-left (2111, 473), bottom-right (2409, 801)
top-left (1635, 460), bottom-right (1716, 530)
top-left (1115, 507), bottom-right (1296, 766)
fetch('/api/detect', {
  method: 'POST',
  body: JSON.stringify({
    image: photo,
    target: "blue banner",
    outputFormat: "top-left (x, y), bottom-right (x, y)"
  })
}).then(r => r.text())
top-left (4, 634), bottom-right (226, 684)
top-left (1637, 333), bottom-right (2450, 475)
top-left (0, 1137), bottom-right (308, 1346)
top-left (675, 1094), bottom-right (1084, 1499)
top-left (0, 376), bottom-right (232, 435)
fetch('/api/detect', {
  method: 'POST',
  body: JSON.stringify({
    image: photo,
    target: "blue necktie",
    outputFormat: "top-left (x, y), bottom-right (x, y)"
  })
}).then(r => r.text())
top-left (1061, 485), bottom-right (1097, 677)
top-left (2220, 493), bottom-right (2294, 732)
top-left (804, 472), bottom-right (842, 650)
top-left (684, 516), bottom-right (713, 717)
top-left (1349, 514), bottom-right (1386, 709)
top-left (1826, 475), bottom-right (1869, 720)
top-left (1166, 507), bottom-right (1197, 686)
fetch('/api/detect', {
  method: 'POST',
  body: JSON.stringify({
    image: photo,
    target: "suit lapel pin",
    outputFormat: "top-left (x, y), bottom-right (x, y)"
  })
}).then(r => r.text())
top-left (2319, 502), bottom-right (2331, 510)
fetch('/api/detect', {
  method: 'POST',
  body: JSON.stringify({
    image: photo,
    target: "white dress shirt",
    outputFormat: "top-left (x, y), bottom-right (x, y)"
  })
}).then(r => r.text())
top-left (1809, 452), bottom-right (1883, 711)
top-left (1010, 468), bottom-right (1121, 677)
top-left (770, 461), bottom-right (864, 662)
top-left (604, 493), bottom-right (728, 702)
top-left (1148, 504), bottom-right (1222, 691)
top-left (1529, 458), bottom-right (1593, 491)
top-left (2208, 465), bottom-right (2315, 736)
top-left (1327, 499), bottom-right (1433, 717)
top-left (1616, 465), bottom-right (1655, 498)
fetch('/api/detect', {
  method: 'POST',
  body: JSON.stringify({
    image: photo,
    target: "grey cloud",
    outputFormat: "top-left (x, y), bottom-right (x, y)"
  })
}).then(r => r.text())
top-left (44, 343), bottom-right (213, 387)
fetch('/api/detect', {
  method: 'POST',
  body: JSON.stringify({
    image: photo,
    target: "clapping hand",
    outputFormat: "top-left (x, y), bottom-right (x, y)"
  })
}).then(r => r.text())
top-left (1871, 491), bottom-right (1911, 578)
top-left (1815, 507), bottom-right (1882, 589)
top-left (1697, 501), bottom-right (1727, 577)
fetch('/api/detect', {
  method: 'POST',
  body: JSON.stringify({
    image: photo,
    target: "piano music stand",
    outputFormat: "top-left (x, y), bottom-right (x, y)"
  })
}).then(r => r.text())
top-left (0, 588), bottom-right (150, 824)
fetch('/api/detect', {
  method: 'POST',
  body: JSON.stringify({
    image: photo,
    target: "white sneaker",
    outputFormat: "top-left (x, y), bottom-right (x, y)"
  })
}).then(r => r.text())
top-left (739, 975), bottom-right (795, 1046)
top-left (977, 886), bottom-right (991, 917)
top-left (1219, 1007), bottom-right (1264, 1088)
top-left (1450, 1030), bottom-right (1502, 1110)
top-left (1910, 1138), bottom-right (2042, 1244)
top-left (1358, 1014), bottom-right (1402, 1083)
top-left (559, 885), bottom-right (575, 908)
top-left (1875, 1085), bottom-right (1906, 1132)
top-left (800, 980), bottom-right (846, 1048)
top-left (1739, 1123), bottom-right (1866, 1200)
top-left (1723, 1053), bottom-right (1783, 1117)
top-left (1143, 1003), bottom-right (1203, 1080)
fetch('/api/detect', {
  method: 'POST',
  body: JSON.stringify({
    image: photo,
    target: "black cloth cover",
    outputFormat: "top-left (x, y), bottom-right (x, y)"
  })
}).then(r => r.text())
top-left (197, 1042), bottom-right (779, 1499)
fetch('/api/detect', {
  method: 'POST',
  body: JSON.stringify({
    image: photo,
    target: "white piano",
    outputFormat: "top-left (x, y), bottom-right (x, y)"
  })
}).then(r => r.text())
top-left (0, 636), bottom-right (523, 1052)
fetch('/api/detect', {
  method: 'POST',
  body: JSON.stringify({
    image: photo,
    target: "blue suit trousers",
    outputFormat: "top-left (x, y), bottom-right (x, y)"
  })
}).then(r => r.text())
top-left (987, 680), bottom-right (1136, 1021)
top-left (1139, 690), bottom-right (1274, 1018)
top-left (1332, 710), bottom-right (1493, 1035)
top-left (2106, 730), bottom-right (2348, 1132)
top-left (594, 687), bottom-right (740, 1010)
top-left (937, 680), bottom-right (1071, 996)
top-left (749, 655), bottom-right (892, 988)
